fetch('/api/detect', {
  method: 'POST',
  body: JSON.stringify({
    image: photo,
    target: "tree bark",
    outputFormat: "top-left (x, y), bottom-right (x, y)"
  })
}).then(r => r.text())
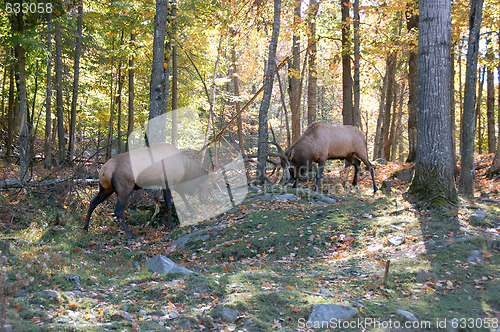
top-left (352, 0), bottom-right (361, 128)
top-left (458, 0), bottom-right (483, 197)
top-left (231, 40), bottom-right (244, 152)
top-left (341, 0), bottom-right (354, 126)
top-left (486, 44), bottom-right (495, 153)
top-left (116, 61), bottom-right (124, 153)
top-left (14, 13), bottom-right (30, 181)
top-left (127, 32), bottom-right (135, 151)
top-left (257, 0), bottom-right (281, 185)
top-left (373, 70), bottom-right (387, 159)
top-left (106, 38), bottom-right (115, 160)
top-left (289, 0), bottom-right (301, 142)
top-left (44, 13), bottom-right (53, 168)
top-left (405, 2), bottom-right (418, 163)
top-left (67, 0), bottom-right (83, 162)
top-left (148, 0), bottom-right (169, 143)
top-left (476, 66), bottom-right (485, 154)
top-left (7, 53), bottom-right (15, 158)
top-left (450, 46), bottom-right (458, 177)
top-left (170, 1), bottom-right (177, 148)
top-left (307, 0), bottom-right (318, 127)
top-left (382, 52), bottom-right (397, 161)
top-left (408, 0), bottom-right (457, 203)
top-left (55, 21), bottom-right (65, 163)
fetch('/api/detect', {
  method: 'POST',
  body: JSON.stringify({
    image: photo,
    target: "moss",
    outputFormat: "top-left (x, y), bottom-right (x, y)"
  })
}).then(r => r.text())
top-left (408, 162), bottom-right (457, 206)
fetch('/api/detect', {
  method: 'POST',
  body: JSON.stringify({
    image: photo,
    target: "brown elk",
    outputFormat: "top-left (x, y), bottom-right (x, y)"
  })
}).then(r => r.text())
top-left (84, 143), bottom-right (211, 238)
top-left (279, 122), bottom-right (377, 193)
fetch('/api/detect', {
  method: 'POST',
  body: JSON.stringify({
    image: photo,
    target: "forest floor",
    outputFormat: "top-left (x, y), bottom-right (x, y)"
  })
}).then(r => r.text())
top-left (0, 155), bottom-right (498, 331)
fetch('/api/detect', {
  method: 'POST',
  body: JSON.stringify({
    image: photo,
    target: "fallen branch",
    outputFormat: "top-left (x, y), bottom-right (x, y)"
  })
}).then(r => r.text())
top-left (0, 179), bottom-right (99, 189)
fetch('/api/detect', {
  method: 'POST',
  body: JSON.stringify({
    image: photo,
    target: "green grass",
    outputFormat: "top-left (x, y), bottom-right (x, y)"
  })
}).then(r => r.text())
top-left (0, 185), bottom-right (499, 331)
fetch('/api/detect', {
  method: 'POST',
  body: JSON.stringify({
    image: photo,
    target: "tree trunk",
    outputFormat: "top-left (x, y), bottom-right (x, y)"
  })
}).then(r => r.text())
top-left (352, 0), bottom-right (361, 128)
top-left (408, 0), bottom-right (457, 203)
top-left (7, 54), bottom-right (15, 158)
top-left (257, 0), bottom-right (281, 184)
top-left (44, 13), bottom-right (53, 168)
top-left (67, 0), bottom-right (83, 162)
top-left (458, 0), bottom-right (483, 197)
top-left (170, 1), bottom-right (177, 148)
top-left (14, 13), bottom-right (30, 181)
top-left (0, 63), bottom-right (6, 126)
top-left (127, 32), bottom-right (135, 151)
top-left (116, 62), bottom-right (124, 153)
top-left (276, 68), bottom-right (291, 146)
top-left (382, 52), bottom-right (397, 161)
top-left (231, 41), bottom-right (244, 152)
top-left (106, 38), bottom-right (115, 160)
top-left (148, 0), bottom-right (169, 144)
top-left (171, 41), bottom-right (179, 149)
top-left (486, 45), bottom-right (495, 153)
top-left (307, 0), bottom-right (318, 127)
top-left (489, 148), bottom-right (500, 177)
top-left (341, 0), bottom-right (353, 126)
top-left (289, 0), bottom-right (301, 142)
top-left (476, 66), bottom-right (485, 154)
top-left (450, 46), bottom-right (458, 177)
top-left (55, 22), bottom-right (65, 163)
top-left (405, 2), bottom-right (418, 163)
top-left (373, 70), bottom-right (387, 159)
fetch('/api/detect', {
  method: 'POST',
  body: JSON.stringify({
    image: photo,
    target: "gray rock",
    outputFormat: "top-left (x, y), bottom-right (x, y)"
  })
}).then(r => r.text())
top-left (171, 227), bottom-right (215, 250)
top-left (2, 325), bottom-right (12, 332)
top-left (394, 168), bottom-right (414, 182)
top-left (307, 303), bottom-right (359, 327)
top-left (470, 210), bottom-right (486, 221)
top-left (146, 255), bottom-right (194, 275)
top-left (315, 194), bottom-right (337, 204)
top-left (375, 158), bottom-right (387, 165)
top-left (138, 309), bottom-right (147, 316)
top-left (63, 274), bottom-right (81, 287)
top-left (0, 241), bottom-right (10, 255)
top-left (39, 290), bottom-right (59, 299)
top-left (168, 310), bottom-right (179, 319)
top-left (395, 309), bottom-right (418, 322)
top-left (221, 307), bottom-right (239, 323)
top-left (467, 250), bottom-right (484, 265)
top-left (271, 194), bottom-right (299, 201)
top-left (388, 236), bottom-right (405, 246)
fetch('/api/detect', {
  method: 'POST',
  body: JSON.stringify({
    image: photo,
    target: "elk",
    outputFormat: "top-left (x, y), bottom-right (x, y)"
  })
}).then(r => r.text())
top-left (85, 143), bottom-right (211, 238)
top-left (279, 122), bottom-right (377, 193)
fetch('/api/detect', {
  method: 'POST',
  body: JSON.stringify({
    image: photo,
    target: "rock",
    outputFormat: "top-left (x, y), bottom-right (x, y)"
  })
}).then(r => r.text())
top-left (171, 227), bottom-right (215, 250)
top-left (466, 250), bottom-right (484, 265)
top-left (177, 320), bottom-right (192, 330)
top-left (112, 310), bottom-right (134, 321)
top-left (271, 194), bottom-right (299, 201)
top-left (315, 194), bottom-right (337, 204)
top-left (470, 210), bottom-right (486, 221)
top-left (394, 168), bottom-right (414, 182)
top-left (16, 289), bottom-right (27, 298)
top-left (307, 303), bottom-right (359, 327)
top-left (39, 290), bottom-right (59, 299)
top-left (375, 158), bottom-right (387, 165)
top-left (0, 241), bottom-right (10, 255)
top-left (2, 325), bottom-right (12, 332)
top-left (146, 255), bottom-right (194, 275)
top-left (221, 307), bottom-right (239, 323)
top-left (395, 309), bottom-right (418, 322)
top-left (63, 274), bottom-right (81, 287)
top-left (388, 236), bottom-right (405, 246)
top-left (168, 310), bottom-right (179, 319)
top-left (320, 288), bottom-right (333, 297)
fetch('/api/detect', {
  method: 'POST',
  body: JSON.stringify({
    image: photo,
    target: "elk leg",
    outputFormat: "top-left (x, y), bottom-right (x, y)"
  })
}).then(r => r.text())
top-left (351, 158), bottom-right (361, 186)
top-left (315, 160), bottom-right (325, 192)
top-left (368, 163), bottom-right (378, 193)
top-left (114, 194), bottom-right (135, 239)
top-left (84, 185), bottom-right (113, 232)
top-left (162, 186), bottom-right (174, 229)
